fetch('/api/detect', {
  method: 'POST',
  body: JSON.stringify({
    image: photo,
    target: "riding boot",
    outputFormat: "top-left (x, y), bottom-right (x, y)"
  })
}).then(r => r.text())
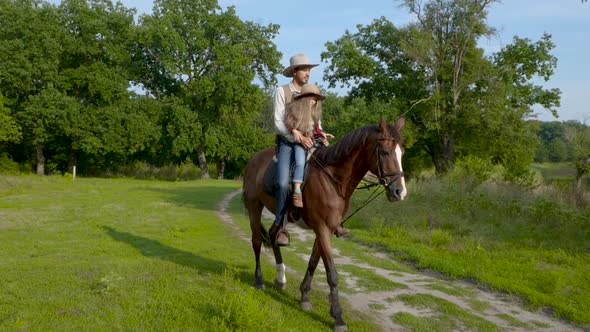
top-left (269, 223), bottom-right (290, 246)
top-left (292, 192), bottom-right (303, 208)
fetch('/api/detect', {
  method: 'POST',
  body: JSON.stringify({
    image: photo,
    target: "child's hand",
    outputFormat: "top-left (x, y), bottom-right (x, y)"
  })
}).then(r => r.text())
top-left (320, 132), bottom-right (333, 146)
top-left (323, 133), bottom-right (334, 139)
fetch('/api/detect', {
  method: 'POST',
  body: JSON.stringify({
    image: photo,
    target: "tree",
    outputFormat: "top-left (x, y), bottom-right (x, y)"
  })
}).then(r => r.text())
top-left (323, 1), bottom-right (499, 174)
top-left (396, 0), bottom-right (499, 174)
top-left (323, 0), bottom-right (560, 182)
top-left (0, 0), bottom-right (64, 174)
top-left (0, 0), bottom-right (137, 174)
top-left (486, 33), bottom-right (560, 182)
top-left (134, 0), bottom-right (281, 178)
top-left (55, 0), bottom-right (137, 173)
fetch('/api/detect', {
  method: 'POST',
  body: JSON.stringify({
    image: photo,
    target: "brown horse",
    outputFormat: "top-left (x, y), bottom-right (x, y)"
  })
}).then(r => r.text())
top-left (242, 117), bottom-right (406, 331)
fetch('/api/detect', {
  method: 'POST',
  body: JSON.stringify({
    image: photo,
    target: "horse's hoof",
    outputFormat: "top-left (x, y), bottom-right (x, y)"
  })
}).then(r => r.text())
top-left (300, 301), bottom-right (312, 311)
top-left (254, 282), bottom-right (265, 290)
top-left (274, 279), bottom-right (286, 290)
top-left (333, 324), bottom-right (348, 332)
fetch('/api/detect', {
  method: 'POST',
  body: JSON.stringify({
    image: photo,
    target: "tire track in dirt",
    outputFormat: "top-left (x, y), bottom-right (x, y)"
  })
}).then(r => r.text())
top-left (217, 190), bottom-right (582, 331)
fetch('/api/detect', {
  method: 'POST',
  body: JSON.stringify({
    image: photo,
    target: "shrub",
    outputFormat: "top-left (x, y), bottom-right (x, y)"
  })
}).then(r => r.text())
top-left (0, 153), bottom-right (19, 174)
top-left (443, 156), bottom-right (494, 192)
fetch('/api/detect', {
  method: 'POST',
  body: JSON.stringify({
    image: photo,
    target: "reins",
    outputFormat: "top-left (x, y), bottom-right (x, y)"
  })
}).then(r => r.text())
top-left (340, 175), bottom-right (385, 226)
top-left (308, 134), bottom-right (403, 227)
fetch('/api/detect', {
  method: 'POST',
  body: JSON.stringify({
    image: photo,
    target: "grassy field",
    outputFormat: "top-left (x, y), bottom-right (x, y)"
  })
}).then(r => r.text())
top-left (2, 171), bottom-right (589, 330)
top-left (0, 175), bottom-right (376, 331)
top-left (345, 173), bottom-right (590, 327)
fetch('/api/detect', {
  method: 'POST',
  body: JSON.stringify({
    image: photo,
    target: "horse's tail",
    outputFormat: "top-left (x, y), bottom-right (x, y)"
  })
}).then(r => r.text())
top-left (241, 191), bottom-right (272, 248)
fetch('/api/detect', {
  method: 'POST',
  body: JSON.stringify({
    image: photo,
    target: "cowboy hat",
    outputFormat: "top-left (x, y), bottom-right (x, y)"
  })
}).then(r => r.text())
top-left (282, 53), bottom-right (318, 77)
top-left (294, 84), bottom-right (325, 100)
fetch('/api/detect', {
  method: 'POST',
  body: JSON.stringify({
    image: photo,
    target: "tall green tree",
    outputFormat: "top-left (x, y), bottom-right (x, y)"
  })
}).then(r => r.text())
top-left (483, 33), bottom-right (560, 182)
top-left (393, 0), bottom-right (498, 174)
top-left (134, 0), bottom-right (281, 178)
top-left (0, 0), bottom-right (137, 174)
top-left (55, 0), bottom-right (137, 173)
top-left (0, 0), bottom-right (64, 174)
top-left (323, 0), bottom-right (560, 181)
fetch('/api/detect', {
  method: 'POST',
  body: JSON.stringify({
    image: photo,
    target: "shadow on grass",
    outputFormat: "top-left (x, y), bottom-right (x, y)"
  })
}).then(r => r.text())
top-left (103, 226), bottom-right (227, 274)
top-left (233, 269), bottom-right (335, 330)
top-left (104, 226), bottom-right (334, 329)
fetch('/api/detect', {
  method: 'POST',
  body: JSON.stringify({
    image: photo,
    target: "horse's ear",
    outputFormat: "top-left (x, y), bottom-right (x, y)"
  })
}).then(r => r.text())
top-left (379, 115), bottom-right (388, 133)
top-left (394, 116), bottom-right (405, 132)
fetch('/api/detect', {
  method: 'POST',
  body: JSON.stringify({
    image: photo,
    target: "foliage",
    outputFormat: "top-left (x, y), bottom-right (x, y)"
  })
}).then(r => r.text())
top-left (322, 0), bottom-right (561, 185)
top-left (535, 121), bottom-right (570, 162)
top-left (0, 0), bottom-right (575, 183)
top-left (115, 160), bottom-right (201, 181)
top-left (446, 155), bottom-right (494, 188)
top-left (565, 123), bottom-right (590, 182)
top-left (0, 153), bottom-right (20, 174)
top-left (133, 0), bottom-right (281, 177)
top-left (0, 93), bottom-right (21, 143)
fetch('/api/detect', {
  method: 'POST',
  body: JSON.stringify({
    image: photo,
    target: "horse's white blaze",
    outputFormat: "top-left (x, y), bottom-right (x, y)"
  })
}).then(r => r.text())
top-left (276, 263), bottom-right (286, 284)
top-left (395, 144), bottom-right (407, 200)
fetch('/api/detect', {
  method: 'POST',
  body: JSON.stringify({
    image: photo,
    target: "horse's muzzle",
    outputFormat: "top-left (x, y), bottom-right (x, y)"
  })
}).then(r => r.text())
top-left (385, 184), bottom-right (405, 202)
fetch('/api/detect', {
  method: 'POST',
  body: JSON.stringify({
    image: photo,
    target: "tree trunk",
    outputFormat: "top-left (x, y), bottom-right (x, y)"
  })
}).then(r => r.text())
top-left (36, 143), bottom-right (45, 175)
top-left (216, 158), bottom-right (226, 180)
top-left (196, 145), bottom-right (209, 179)
top-left (431, 133), bottom-right (455, 175)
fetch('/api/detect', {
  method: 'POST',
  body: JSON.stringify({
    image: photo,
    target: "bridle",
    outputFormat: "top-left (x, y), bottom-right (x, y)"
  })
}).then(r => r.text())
top-left (309, 136), bottom-right (404, 194)
top-left (308, 134), bottom-right (405, 226)
top-left (375, 137), bottom-right (404, 188)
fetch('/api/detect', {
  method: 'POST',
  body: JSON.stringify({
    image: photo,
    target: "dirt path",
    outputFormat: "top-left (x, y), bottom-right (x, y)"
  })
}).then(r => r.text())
top-left (217, 190), bottom-right (582, 331)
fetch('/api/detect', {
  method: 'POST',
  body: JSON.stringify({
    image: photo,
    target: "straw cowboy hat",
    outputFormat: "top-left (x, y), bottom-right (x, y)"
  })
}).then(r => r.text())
top-left (294, 84), bottom-right (326, 100)
top-left (283, 53), bottom-right (318, 77)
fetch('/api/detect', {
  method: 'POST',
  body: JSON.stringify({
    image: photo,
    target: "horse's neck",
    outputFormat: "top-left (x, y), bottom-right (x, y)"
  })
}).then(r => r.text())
top-left (329, 147), bottom-right (371, 198)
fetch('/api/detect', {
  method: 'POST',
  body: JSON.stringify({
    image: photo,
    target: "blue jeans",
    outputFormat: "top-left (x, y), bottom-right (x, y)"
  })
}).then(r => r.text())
top-left (275, 137), bottom-right (306, 226)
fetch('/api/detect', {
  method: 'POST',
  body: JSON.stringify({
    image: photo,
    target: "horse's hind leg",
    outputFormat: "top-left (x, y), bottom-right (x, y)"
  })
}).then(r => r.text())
top-left (299, 238), bottom-right (321, 310)
top-left (247, 202), bottom-right (265, 289)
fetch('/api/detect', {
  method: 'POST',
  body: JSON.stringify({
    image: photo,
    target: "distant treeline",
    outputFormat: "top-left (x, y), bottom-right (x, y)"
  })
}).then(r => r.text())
top-left (534, 121), bottom-right (589, 163)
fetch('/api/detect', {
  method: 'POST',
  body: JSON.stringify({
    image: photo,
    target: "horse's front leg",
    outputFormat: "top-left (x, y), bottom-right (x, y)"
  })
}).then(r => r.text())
top-left (318, 229), bottom-right (347, 332)
top-left (272, 244), bottom-right (287, 290)
top-left (248, 207), bottom-right (265, 289)
top-left (299, 238), bottom-right (321, 310)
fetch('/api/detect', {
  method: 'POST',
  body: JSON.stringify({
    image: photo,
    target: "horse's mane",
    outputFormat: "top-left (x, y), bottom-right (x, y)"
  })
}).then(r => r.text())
top-left (314, 123), bottom-right (403, 165)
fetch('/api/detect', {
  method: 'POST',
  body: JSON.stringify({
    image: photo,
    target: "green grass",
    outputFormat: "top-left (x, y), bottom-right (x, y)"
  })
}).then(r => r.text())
top-left (424, 282), bottom-right (475, 298)
top-left (496, 313), bottom-right (533, 329)
top-left (0, 175), bottom-right (376, 331)
top-left (345, 174), bottom-right (590, 326)
top-left (391, 293), bottom-right (497, 331)
top-left (338, 264), bottom-right (407, 293)
top-left (7, 173), bottom-right (586, 329)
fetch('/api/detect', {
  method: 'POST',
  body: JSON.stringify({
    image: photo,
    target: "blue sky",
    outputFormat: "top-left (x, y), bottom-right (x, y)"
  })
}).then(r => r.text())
top-left (58, 0), bottom-right (590, 122)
